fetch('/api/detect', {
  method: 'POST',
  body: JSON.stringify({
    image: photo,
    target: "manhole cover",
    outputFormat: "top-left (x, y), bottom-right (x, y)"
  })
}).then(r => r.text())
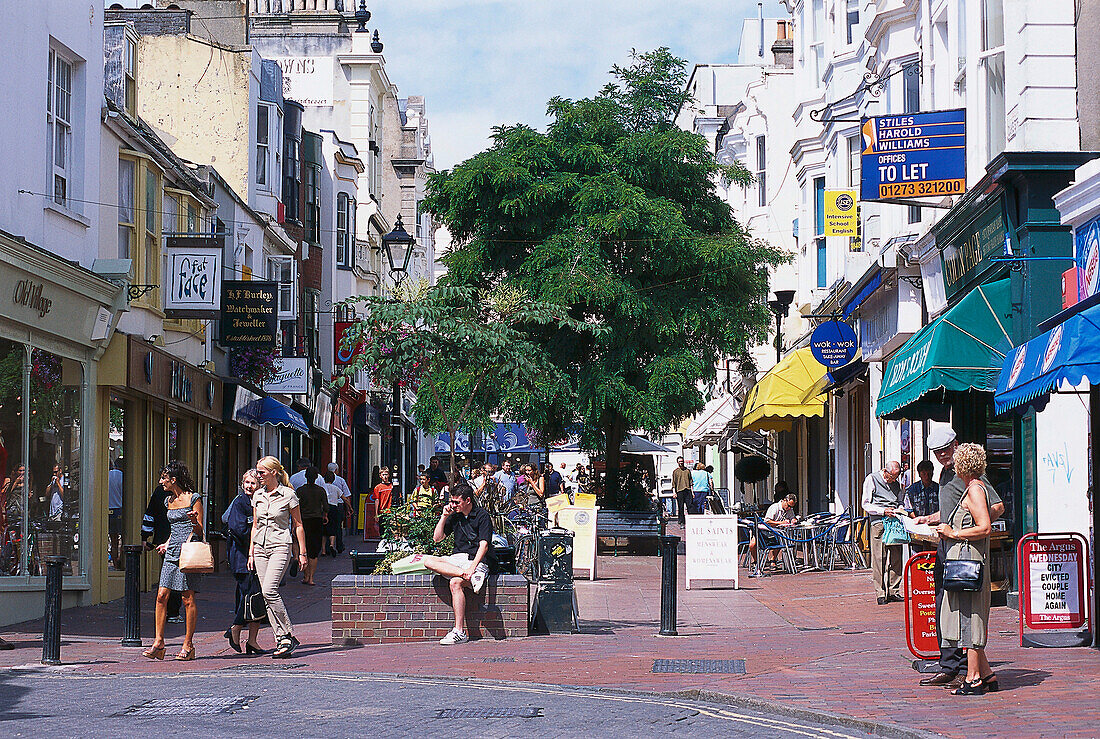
top-left (116, 696), bottom-right (257, 716)
top-left (482, 657), bottom-right (516, 663)
top-left (435, 707), bottom-right (543, 719)
top-left (652, 659), bottom-right (745, 674)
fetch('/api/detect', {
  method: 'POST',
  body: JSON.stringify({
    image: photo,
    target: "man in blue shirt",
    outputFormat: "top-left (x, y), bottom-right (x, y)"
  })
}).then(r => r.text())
top-left (905, 460), bottom-right (939, 519)
top-left (492, 460), bottom-right (517, 501)
top-left (542, 462), bottom-right (563, 498)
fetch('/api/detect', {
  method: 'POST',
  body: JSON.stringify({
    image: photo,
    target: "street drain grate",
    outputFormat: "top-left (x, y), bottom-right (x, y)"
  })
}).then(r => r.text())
top-left (652, 659), bottom-right (746, 674)
top-left (482, 657), bottom-right (516, 663)
top-left (435, 708), bottom-right (543, 719)
top-left (115, 696), bottom-right (258, 717)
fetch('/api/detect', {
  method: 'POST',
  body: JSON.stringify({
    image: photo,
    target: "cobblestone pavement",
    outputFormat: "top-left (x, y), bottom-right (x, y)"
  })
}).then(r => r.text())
top-left (1, 534), bottom-right (1097, 737)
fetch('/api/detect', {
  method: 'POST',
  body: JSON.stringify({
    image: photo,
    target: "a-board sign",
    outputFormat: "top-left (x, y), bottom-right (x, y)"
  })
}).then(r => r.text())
top-left (1018, 533), bottom-right (1088, 630)
top-left (554, 505), bottom-right (598, 581)
top-left (860, 108), bottom-right (966, 202)
top-left (903, 551), bottom-right (939, 660)
top-left (684, 514), bottom-right (739, 590)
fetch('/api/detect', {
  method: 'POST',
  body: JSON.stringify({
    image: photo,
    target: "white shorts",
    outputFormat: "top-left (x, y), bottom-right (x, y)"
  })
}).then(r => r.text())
top-left (443, 553), bottom-right (489, 578)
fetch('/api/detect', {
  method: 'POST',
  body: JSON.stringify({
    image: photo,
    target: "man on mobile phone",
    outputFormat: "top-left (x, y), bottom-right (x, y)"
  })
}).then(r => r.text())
top-left (419, 482), bottom-right (493, 645)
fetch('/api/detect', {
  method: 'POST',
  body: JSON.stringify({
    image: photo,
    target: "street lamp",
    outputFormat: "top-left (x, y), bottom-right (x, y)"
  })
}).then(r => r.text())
top-left (381, 215), bottom-right (416, 503)
top-left (767, 289), bottom-right (796, 364)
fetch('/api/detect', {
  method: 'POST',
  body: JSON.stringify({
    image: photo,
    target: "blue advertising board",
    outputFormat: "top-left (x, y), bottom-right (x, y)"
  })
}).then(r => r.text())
top-left (810, 320), bottom-right (859, 369)
top-left (1074, 214), bottom-right (1100, 301)
top-left (860, 108), bottom-right (966, 201)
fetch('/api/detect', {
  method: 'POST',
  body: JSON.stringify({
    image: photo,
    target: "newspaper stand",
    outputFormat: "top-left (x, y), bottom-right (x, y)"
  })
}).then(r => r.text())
top-left (1017, 532), bottom-right (1091, 648)
top-left (903, 551), bottom-right (940, 670)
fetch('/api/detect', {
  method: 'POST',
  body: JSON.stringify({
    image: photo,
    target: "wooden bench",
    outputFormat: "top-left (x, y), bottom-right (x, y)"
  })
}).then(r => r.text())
top-left (596, 510), bottom-right (663, 555)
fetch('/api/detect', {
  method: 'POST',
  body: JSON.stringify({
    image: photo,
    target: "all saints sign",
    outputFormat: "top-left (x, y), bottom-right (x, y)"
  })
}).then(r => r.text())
top-left (164, 235), bottom-right (224, 317)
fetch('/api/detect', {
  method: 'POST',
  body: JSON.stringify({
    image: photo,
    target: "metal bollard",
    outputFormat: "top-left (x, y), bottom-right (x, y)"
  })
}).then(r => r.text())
top-left (41, 556), bottom-right (67, 665)
top-left (121, 545), bottom-right (144, 646)
top-left (658, 535), bottom-right (680, 636)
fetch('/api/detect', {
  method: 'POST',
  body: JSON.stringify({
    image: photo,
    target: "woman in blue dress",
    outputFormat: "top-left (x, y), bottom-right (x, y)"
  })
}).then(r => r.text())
top-left (142, 461), bottom-right (204, 661)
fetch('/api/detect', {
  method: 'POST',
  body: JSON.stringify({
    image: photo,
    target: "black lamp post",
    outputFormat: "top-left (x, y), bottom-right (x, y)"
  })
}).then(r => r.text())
top-left (767, 289), bottom-right (796, 364)
top-left (381, 215), bottom-right (416, 502)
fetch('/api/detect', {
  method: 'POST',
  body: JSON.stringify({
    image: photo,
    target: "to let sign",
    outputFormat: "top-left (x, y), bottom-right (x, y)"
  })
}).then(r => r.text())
top-left (1018, 533), bottom-right (1087, 630)
top-left (164, 236), bottom-right (223, 317)
top-left (904, 551), bottom-right (939, 659)
top-left (219, 280), bottom-right (278, 348)
top-left (861, 108), bottom-right (966, 201)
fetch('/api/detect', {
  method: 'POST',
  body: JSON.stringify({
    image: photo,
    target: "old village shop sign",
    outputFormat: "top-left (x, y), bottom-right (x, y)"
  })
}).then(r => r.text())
top-left (164, 235), bottom-right (223, 318)
top-left (940, 202), bottom-right (1013, 300)
top-left (220, 280), bottom-right (278, 348)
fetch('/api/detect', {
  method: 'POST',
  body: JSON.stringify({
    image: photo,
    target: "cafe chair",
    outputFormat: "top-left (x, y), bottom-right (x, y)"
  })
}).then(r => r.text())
top-left (754, 518), bottom-right (797, 576)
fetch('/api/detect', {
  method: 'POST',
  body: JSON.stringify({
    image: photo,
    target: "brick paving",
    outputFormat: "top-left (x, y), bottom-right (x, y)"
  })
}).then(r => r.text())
top-left (1, 533), bottom-right (1097, 737)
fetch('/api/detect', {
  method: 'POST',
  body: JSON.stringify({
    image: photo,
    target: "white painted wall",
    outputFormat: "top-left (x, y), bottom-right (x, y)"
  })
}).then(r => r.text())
top-left (1034, 390), bottom-right (1091, 539)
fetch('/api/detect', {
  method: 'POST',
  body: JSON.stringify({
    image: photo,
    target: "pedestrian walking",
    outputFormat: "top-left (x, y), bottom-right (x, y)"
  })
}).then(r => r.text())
top-left (142, 461), bottom-right (203, 661)
top-left (520, 463), bottom-right (545, 511)
top-left (327, 462), bottom-right (354, 543)
top-left (223, 469), bottom-right (265, 655)
top-left (689, 462), bottom-right (712, 514)
top-left (411, 472), bottom-right (436, 515)
top-left (141, 483), bottom-right (183, 623)
top-left (295, 467), bottom-right (328, 586)
top-left (671, 456), bottom-right (692, 524)
top-left (936, 443), bottom-right (996, 695)
top-left (373, 467), bottom-right (393, 536)
top-left (321, 467), bottom-right (345, 557)
top-left (250, 456), bottom-right (307, 659)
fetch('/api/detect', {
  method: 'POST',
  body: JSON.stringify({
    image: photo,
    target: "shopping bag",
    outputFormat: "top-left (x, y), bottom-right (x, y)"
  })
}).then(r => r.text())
top-left (391, 553), bottom-right (431, 575)
top-left (882, 515), bottom-right (910, 545)
top-left (179, 536), bottom-right (215, 573)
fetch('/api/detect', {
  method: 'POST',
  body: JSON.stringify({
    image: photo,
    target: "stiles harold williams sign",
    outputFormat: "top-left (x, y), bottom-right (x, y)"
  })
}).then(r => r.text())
top-left (262, 357), bottom-right (309, 395)
top-left (219, 280), bottom-right (278, 348)
top-left (164, 236), bottom-right (223, 317)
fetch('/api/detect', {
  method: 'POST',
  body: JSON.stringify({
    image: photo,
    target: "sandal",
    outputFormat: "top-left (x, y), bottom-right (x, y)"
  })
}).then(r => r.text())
top-left (981, 673), bottom-right (999, 692)
top-left (174, 646), bottom-right (196, 661)
top-left (952, 679), bottom-right (987, 695)
top-left (141, 645), bottom-right (166, 660)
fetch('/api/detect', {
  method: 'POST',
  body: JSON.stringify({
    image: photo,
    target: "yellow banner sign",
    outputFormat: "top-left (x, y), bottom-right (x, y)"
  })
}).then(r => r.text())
top-left (824, 189), bottom-right (859, 236)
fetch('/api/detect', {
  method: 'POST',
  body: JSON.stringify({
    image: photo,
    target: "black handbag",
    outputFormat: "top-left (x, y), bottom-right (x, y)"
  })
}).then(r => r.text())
top-left (243, 573), bottom-right (268, 623)
top-left (941, 494), bottom-right (984, 592)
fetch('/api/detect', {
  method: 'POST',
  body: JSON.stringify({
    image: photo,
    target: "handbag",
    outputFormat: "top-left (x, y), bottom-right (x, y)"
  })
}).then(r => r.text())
top-left (242, 573), bottom-right (268, 623)
top-left (179, 534), bottom-right (215, 574)
top-left (941, 493), bottom-right (984, 592)
top-left (882, 515), bottom-right (910, 545)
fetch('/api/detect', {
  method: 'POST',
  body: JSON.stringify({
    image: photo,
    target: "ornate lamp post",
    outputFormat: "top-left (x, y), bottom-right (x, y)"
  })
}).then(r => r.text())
top-left (381, 215), bottom-right (416, 502)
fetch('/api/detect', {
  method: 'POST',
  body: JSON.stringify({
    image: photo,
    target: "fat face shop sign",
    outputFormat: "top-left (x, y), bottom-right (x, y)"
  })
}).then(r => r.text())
top-left (164, 236), bottom-right (223, 317)
top-left (219, 280), bottom-right (278, 348)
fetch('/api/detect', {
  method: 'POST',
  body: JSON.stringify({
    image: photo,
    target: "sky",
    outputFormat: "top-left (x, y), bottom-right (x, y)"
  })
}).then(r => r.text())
top-left (371, 0), bottom-right (781, 170)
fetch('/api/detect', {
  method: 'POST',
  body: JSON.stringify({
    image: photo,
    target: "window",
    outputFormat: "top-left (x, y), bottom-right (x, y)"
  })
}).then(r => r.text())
top-left (304, 290), bottom-right (320, 365)
top-left (162, 193), bottom-right (178, 235)
top-left (124, 36), bottom-right (137, 116)
top-left (282, 136), bottom-right (300, 222)
top-left (144, 165), bottom-right (160, 291)
top-left (814, 176), bottom-right (826, 288)
top-left (118, 158), bottom-right (135, 259)
top-left (903, 62), bottom-right (921, 114)
top-left (755, 136), bottom-right (767, 208)
top-left (847, 135), bottom-right (860, 188)
top-left (809, 0), bottom-right (826, 88)
top-left (47, 49), bottom-right (74, 207)
top-left (269, 255), bottom-right (297, 321)
top-left (256, 104), bottom-right (269, 187)
top-left (303, 166), bottom-right (319, 243)
top-left (845, 0), bottom-right (860, 46)
top-left (336, 193), bottom-right (354, 269)
top-left (982, 0), bottom-right (1006, 159)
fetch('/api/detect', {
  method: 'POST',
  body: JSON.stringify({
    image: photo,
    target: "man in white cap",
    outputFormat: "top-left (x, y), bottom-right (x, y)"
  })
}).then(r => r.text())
top-left (915, 426), bottom-right (1004, 689)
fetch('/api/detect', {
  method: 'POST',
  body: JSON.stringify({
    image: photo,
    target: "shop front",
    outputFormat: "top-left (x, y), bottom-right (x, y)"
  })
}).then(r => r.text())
top-left (0, 233), bottom-right (125, 625)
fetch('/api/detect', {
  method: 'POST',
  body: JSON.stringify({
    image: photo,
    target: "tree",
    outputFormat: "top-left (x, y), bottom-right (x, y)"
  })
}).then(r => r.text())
top-left (425, 48), bottom-right (786, 503)
top-left (335, 282), bottom-right (592, 478)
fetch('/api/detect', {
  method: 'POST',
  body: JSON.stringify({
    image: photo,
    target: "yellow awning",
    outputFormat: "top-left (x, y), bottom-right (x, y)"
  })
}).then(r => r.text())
top-left (741, 347), bottom-right (828, 432)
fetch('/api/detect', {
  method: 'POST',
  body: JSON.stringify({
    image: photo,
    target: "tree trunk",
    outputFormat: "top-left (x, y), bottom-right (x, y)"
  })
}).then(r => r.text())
top-left (447, 426), bottom-right (459, 484)
top-left (603, 412), bottom-right (628, 508)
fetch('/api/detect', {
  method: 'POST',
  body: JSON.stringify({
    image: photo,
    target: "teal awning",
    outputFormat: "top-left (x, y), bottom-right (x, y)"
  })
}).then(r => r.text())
top-left (876, 279), bottom-right (1014, 419)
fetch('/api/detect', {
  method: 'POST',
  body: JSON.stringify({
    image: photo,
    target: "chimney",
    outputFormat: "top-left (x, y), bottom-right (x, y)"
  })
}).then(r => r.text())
top-left (771, 20), bottom-right (794, 68)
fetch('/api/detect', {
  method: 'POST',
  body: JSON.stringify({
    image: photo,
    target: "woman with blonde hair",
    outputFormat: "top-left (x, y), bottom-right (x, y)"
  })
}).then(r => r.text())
top-left (250, 456), bottom-right (308, 658)
top-left (937, 442), bottom-right (996, 695)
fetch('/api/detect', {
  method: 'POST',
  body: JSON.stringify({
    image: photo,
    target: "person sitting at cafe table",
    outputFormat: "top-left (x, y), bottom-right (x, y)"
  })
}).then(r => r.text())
top-left (862, 461), bottom-right (909, 605)
top-left (747, 493), bottom-right (799, 573)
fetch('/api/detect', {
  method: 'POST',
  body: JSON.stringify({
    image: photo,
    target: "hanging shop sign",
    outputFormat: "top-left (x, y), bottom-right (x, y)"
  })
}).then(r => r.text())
top-left (810, 320), bottom-right (859, 369)
top-left (861, 109), bottom-right (966, 202)
top-left (164, 236), bottom-right (223, 317)
top-left (903, 551), bottom-right (940, 660)
top-left (262, 357), bottom-right (309, 395)
top-left (1017, 533), bottom-right (1088, 632)
top-left (219, 280), bottom-right (278, 348)
top-left (313, 390), bottom-right (333, 433)
top-left (1073, 214), bottom-right (1100, 301)
top-left (939, 202), bottom-right (1012, 300)
top-left (334, 321), bottom-right (364, 366)
top-left (333, 397), bottom-right (353, 437)
top-left (824, 189), bottom-right (859, 236)
top-left (684, 514), bottom-right (739, 590)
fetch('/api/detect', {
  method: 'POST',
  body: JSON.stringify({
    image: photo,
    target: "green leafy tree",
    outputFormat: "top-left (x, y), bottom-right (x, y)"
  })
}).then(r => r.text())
top-left (425, 48), bottom-right (786, 503)
top-left (336, 282), bottom-right (592, 478)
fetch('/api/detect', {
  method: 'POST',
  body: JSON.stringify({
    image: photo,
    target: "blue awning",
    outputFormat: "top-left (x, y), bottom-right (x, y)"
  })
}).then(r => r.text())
top-left (842, 270), bottom-right (883, 319)
top-left (994, 302), bottom-right (1100, 415)
top-left (239, 396), bottom-right (310, 434)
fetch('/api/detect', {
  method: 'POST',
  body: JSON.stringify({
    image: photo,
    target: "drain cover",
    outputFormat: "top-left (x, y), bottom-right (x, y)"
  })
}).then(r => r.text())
top-left (652, 659), bottom-right (746, 674)
top-left (481, 657), bottom-right (516, 663)
top-left (435, 707), bottom-right (543, 719)
top-left (116, 696), bottom-right (257, 716)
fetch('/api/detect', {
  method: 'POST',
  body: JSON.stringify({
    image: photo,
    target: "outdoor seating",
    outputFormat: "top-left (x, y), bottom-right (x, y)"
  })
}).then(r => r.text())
top-left (823, 515), bottom-right (867, 570)
top-left (596, 510), bottom-right (663, 555)
top-left (752, 517), bottom-right (797, 576)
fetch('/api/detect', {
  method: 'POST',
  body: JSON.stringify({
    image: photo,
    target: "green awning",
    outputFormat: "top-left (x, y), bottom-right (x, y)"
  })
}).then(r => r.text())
top-left (876, 279), bottom-right (1014, 419)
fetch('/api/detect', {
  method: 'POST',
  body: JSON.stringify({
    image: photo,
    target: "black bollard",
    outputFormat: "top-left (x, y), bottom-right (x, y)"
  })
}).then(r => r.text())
top-left (42, 556), bottom-right (67, 665)
top-left (658, 535), bottom-right (680, 636)
top-left (121, 545), bottom-right (144, 646)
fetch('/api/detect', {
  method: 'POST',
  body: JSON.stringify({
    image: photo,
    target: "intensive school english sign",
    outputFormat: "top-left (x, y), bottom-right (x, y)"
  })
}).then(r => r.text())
top-left (861, 109), bottom-right (966, 202)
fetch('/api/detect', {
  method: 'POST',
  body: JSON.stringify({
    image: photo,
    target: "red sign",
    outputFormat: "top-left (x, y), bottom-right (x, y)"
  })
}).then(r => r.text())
top-left (904, 551), bottom-right (940, 660)
top-left (334, 321), bottom-right (364, 366)
top-left (1018, 533), bottom-right (1088, 632)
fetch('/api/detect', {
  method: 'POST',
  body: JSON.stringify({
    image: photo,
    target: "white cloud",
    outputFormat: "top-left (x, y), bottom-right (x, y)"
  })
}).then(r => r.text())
top-left (374, 0), bottom-right (781, 168)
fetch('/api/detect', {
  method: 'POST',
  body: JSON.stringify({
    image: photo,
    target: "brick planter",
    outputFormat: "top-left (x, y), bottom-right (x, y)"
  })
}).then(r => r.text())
top-left (331, 574), bottom-right (530, 645)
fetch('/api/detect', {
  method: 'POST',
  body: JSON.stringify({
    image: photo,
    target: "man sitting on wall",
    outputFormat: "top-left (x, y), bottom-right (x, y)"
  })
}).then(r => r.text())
top-left (420, 481), bottom-right (493, 646)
